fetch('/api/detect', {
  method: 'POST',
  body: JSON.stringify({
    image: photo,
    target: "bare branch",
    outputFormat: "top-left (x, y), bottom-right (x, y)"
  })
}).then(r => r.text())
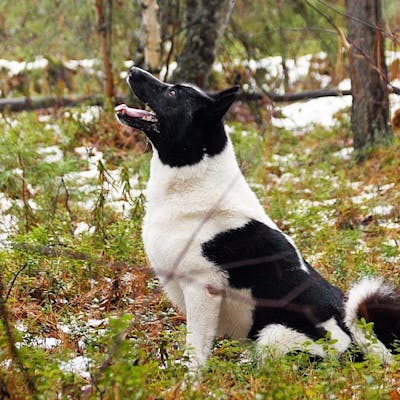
top-left (82, 317), bottom-right (138, 400)
top-left (238, 88), bottom-right (352, 102)
top-left (5, 263), bottom-right (28, 302)
top-left (314, 0), bottom-right (399, 44)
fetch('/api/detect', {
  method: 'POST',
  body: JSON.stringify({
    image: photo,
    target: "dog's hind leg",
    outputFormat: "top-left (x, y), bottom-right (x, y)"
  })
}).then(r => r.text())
top-left (256, 324), bottom-right (326, 359)
top-left (182, 279), bottom-right (224, 370)
top-left (256, 319), bottom-right (352, 361)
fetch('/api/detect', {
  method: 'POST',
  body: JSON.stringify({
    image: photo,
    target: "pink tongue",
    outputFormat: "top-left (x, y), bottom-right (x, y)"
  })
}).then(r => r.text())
top-left (115, 104), bottom-right (152, 118)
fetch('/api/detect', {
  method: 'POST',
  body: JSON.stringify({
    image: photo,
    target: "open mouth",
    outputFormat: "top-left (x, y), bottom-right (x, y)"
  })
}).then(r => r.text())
top-left (115, 103), bottom-right (158, 132)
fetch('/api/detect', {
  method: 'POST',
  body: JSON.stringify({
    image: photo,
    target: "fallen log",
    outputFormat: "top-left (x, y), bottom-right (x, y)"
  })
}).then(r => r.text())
top-left (238, 88), bottom-right (352, 102)
top-left (2, 84), bottom-right (399, 112)
top-left (0, 95), bottom-right (105, 112)
top-left (0, 89), bottom-right (353, 113)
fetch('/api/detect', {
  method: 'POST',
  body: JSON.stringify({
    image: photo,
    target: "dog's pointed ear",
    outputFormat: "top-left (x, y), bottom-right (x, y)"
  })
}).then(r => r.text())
top-left (210, 85), bottom-right (240, 118)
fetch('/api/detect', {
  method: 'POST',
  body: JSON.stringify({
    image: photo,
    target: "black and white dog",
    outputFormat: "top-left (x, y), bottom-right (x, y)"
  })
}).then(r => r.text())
top-left (116, 67), bottom-right (400, 369)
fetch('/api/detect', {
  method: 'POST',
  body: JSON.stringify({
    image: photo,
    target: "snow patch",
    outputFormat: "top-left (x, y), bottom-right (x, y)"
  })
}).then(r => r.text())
top-left (390, 90), bottom-right (400, 118)
top-left (105, 200), bottom-right (132, 217)
top-left (267, 153), bottom-right (297, 169)
top-left (76, 199), bottom-right (96, 211)
top-left (59, 356), bottom-right (92, 380)
top-left (338, 79), bottom-right (351, 91)
top-left (351, 183), bottom-right (395, 205)
top-left (234, 52), bottom-right (329, 94)
top-left (87, 318), bottom-right (108, 328)
top-left (44, 123), bottom-right (62, 135)
top-left (378, 221), bottom-right (400, 230)
top-left (351, 192), bottom-right (377, 204)
top-left (65, 58), bottom-right (100, 76)
top-left (0, 193), bottom-right (18, 246)
top-left (16, 336), bottom-right (61, 350)
top-left (371, 205), bottom-right (393, 216)
top-left (383, 239), bottom-right (398, 247)
top-left (57, 323), bottom-right (72, 334)
top-left (0, 56), bottom-right (48, 76)
top-left (74, 146), bottom-right (104, 170)
top-left (15, 321), bottom-right (28, 332)
top-left (73, 106), bottom-right (101, 125)
top-left (65, 149), bottom-right (141, 213)
top-left (38, 146), bottom-right (63, 163)
top-left (272, 95), bottom-right (352, 131)
top-left (333, 147), bottom-right (353, 161)
top-left (0, 193), bottom-right (13, 212)
top-left (74, 222), bottom-right (95, 237)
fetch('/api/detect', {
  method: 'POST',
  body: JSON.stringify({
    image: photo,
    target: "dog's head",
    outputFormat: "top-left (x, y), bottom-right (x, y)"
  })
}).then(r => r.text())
top-left (115, 67), bottom-right (239, 167)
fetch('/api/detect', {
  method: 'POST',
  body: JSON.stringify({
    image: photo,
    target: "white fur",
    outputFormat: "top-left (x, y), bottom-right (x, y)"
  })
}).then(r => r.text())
top-left (344, 277), bottom-right (392, 362)
top-left (257, 318), bottom-right (351, 359)
top-left (319, 317), bottom-right (352, 353)
top-left (216, 287), bottom-right (255, 339)
top-left (257, 324), bottom-right (326, 358)
top-left (142, 137), bottom-right (308, 366)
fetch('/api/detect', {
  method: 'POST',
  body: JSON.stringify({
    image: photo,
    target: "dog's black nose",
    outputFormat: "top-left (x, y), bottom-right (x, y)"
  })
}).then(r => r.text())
top-left (128, 66), bottom-right (148, 82)
top-left (127, 67), bottom-right (164, 90)
top-left (128, 65), bottom-right (138, 77)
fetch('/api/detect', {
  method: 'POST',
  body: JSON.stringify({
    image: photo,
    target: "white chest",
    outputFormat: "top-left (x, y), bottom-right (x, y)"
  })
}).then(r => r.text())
top-left (140, 142), bottom-right (281, 339)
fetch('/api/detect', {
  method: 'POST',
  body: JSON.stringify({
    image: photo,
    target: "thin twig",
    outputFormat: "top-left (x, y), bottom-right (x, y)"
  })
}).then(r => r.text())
top-left (0, 275), bottom-right (37, 398)
top-left (303, 0), bottom-right (349, 48)
top-left (5, 262), bottom-right (28, 302)
top-left (303, 0), bottom-right (400, 96)
top-left (82, 317), bottom-right (137, 400)
top-left (314, 0), bottom-right (399, 44)
top-left (17, 153), bottom-right (33, 233)
top-left (61, 176), bottom-right (73, 218)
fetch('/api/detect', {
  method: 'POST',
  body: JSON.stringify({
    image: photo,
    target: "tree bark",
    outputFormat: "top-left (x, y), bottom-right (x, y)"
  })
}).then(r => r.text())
top-left (346, 0), bottom-right (392, 159)
top-left (95, 0), bottom-right (114, 102)
top-left (171, 0), bottom-right (235, 87)
top-left (135, 0), bottom-right (162, 73)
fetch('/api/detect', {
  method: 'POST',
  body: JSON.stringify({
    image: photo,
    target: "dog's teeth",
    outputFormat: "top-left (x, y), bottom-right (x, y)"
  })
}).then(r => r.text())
top-left (142, 115), bottom-right (157, 122)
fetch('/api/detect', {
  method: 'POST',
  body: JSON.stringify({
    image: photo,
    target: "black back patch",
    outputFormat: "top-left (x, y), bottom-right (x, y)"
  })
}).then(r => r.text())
top-left (202, 219), bottom-right (344, 339)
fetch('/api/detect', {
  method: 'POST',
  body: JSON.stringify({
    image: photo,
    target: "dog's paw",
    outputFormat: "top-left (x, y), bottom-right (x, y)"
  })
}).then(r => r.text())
top-left (181, 368), bottom-right (202, 391)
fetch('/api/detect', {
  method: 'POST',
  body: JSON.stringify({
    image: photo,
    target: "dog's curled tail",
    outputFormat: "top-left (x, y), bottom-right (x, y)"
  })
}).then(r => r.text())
top-left (344, 277), bottom-right (400, 362)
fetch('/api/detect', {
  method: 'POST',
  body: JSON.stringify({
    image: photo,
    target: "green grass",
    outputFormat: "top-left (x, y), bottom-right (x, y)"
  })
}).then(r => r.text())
top-left (0, 109), bottom-right (399, 399)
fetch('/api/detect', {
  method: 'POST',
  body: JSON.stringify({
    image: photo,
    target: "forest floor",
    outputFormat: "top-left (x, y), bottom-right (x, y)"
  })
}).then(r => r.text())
top-left (1, 74), bottom-right (400, 398)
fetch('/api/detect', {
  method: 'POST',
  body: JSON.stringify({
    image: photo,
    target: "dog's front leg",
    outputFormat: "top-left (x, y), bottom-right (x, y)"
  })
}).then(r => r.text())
top-left (182, 281), bottom-right (223, 371)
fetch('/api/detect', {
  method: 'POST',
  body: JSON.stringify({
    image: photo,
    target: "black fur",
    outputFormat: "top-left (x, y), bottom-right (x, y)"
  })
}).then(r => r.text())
top-left (202, 219), bottom-right (344, 339)
top-left (357, 289), bottom-right (400, 351)
top-left (117, 67), bottom-right (238, 167)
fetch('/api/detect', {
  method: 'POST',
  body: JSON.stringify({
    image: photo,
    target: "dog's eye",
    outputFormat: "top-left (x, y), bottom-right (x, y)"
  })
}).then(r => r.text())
top-left (168, 89), bottom-right (177, 97)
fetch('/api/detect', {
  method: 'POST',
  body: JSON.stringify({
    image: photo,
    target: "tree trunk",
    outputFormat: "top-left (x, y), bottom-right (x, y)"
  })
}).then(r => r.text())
top-left (346, 0), bottom-right (392, 159)
top-left (277, 0), bottom-right (290, 92)
top-left (95, 0), bottom-right (114, 103)
top-left (171, 0), bottom-right (235, 87)
top-left (135, 0), bottom-right (162, 73)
